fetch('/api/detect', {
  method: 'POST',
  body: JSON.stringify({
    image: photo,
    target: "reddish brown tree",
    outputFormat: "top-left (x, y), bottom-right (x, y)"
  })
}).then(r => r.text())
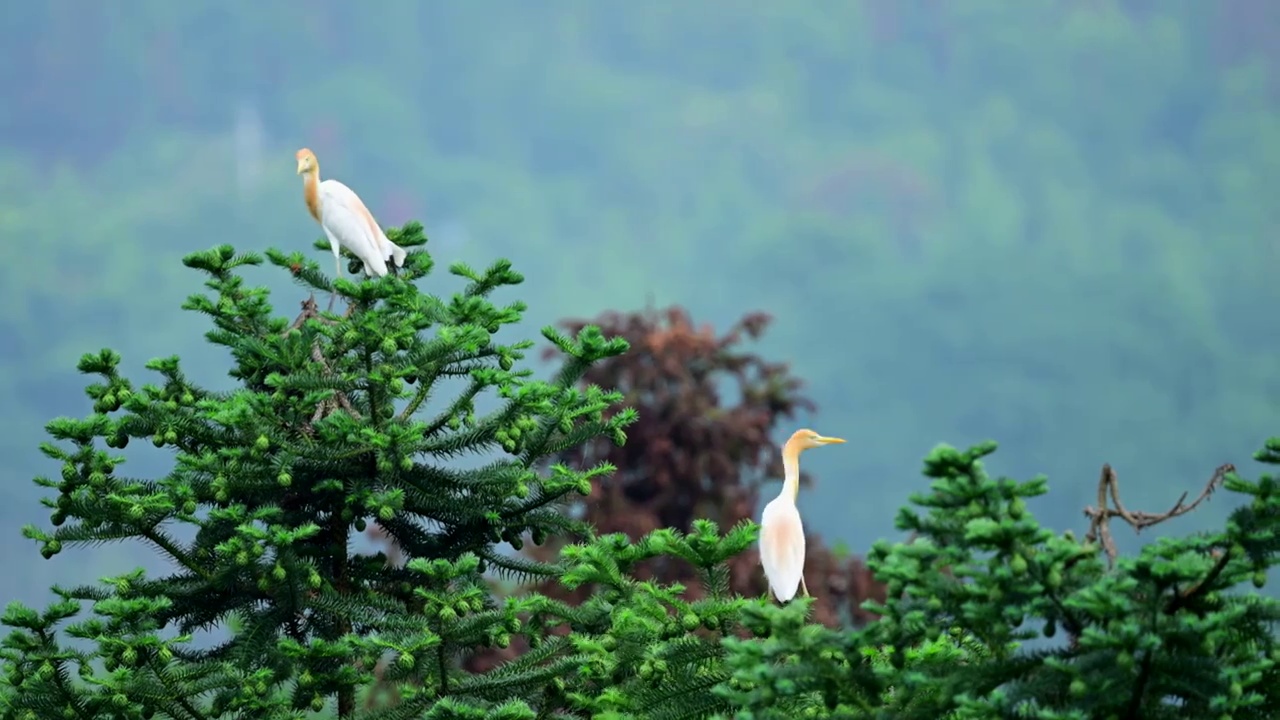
top-left (521, 305), bottom-right (884, 625)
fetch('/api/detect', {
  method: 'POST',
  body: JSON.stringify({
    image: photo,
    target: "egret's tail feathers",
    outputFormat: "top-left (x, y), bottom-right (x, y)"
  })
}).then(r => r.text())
top-left (772, 583), bottom-right (798, 603)
top-left (388, 241), bottom-right (407, 268)
top-left (363, 252), bottom-right (390, 278)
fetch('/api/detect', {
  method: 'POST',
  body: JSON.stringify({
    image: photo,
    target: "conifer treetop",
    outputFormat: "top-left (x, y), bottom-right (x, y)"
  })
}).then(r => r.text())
top-left (3, 225), bottom-right (637, 718)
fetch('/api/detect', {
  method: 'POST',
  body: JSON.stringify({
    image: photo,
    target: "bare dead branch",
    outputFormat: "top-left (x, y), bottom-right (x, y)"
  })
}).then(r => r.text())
top-left (285, 295), bottom-right (319, 333)
top-left (1083, 462), bottom-right (1235, 568)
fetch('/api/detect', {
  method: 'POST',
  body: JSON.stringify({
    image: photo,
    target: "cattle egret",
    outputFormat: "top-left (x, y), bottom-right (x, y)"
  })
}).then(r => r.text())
top-left (295, 148), bottom-right (407, 309)
top-left (759, 428), bottom-right (846, 602)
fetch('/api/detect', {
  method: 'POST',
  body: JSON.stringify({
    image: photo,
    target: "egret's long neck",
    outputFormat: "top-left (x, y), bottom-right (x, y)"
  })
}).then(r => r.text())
top-left (780, 442), bottom-right (801, 503)
top-left (302, 168), bottom-right (322, 223)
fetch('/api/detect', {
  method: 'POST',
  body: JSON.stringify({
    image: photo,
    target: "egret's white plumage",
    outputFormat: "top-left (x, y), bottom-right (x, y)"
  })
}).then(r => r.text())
top-left (295, 148), bottom-right (407, 293)
top-left (759, 495), bottom-right (806, 602)
top-left (758, 428), bottom-right (846, 602)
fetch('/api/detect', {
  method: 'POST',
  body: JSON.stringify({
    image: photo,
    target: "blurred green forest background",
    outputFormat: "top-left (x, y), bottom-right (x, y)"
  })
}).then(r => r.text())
top-left (2, 0), bottom-right (1279, 608)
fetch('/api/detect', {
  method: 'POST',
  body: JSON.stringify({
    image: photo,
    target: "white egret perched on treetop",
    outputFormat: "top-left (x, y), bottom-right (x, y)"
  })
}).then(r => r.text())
top-left (295, 148), bottom-right (408, 309)
top-left (758, 428), bottom-right (846, 602)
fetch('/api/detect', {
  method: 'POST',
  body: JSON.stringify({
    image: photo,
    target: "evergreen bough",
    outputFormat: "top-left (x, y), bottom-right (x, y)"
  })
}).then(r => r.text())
top-left (535, 519), bottom-right (756, 719)
top-left (5, 223), bottom-right (1280, 720)
top-left (1, 225), bottom-right (636, 719)
top-left (716, 441), bottom-right (1280, 719)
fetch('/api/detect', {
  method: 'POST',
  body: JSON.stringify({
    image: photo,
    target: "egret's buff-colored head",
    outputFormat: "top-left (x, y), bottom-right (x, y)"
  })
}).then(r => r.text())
top-left (785, 428), bottom-right (846, 455)
top-left (295, 148), bottom-right (318, 175)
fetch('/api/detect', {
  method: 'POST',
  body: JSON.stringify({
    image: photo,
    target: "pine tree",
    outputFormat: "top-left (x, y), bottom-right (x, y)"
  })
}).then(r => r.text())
top-left (9, 222), bottom-right (1280, 720)
top-left (716, 440), bottom-right (1280, 719)
top-left (0, 224), bottom-right (635, 719)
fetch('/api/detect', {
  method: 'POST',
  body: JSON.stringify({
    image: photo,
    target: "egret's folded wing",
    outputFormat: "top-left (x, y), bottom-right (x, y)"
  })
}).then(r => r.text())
top-left (759, 502), bottom-right (806, 602)
top-left (318, 180), bottom-right (389, 276)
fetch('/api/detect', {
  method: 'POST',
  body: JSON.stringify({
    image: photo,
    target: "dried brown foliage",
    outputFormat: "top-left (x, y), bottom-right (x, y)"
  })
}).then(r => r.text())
top-left (519, 305), bottom-right (885, 625)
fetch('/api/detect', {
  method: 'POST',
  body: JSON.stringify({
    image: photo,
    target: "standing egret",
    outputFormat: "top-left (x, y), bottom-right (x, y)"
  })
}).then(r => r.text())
top-left (759, 428), bottom-right (846, 602)
top-left (295, 148), bottom-right (407, 309)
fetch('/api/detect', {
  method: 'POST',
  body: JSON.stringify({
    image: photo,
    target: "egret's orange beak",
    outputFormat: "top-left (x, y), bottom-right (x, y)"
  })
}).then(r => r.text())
top-left (816, 436), bottom-right (846, 445)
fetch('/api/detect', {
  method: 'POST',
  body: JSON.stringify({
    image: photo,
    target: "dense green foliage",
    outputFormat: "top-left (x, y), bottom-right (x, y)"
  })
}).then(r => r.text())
top-left (4, 3), bottom-right (1280, 579)
top-left (719, 442), bottom-right (1280, 718)
top-left (4, 235), bottom-right (1280, 719)
top-left (0, 234), bottom-right (639, 718)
